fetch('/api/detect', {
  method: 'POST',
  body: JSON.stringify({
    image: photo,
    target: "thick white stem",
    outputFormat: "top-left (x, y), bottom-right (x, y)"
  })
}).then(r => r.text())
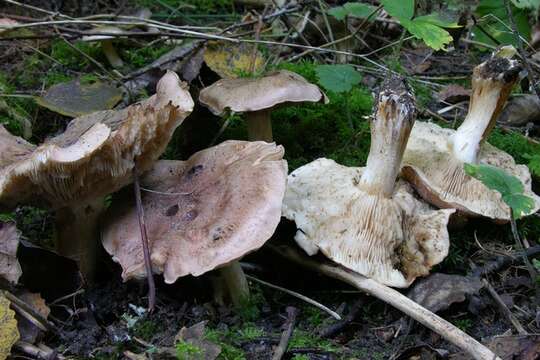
top-left (360, 85), bottom-right (415, 198)
top-left (452, 83), bottom-right (503, 163)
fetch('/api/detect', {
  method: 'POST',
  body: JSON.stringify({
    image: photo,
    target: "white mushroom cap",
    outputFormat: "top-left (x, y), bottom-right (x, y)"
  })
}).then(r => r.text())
top-left (283, 78), bottom-right (454, 287)
top-left (401, 55), bottom-right (540, 221)
top-left (82, 26), bottom-right (125, 41)
top-left (0, 71), bottom-right (194, 209)
top-left (102, 140), bottom-right (287, 283)
top-left (199, 70), bottom-right (328, 115)
top-left (0, 221), bottom-right (22, 284)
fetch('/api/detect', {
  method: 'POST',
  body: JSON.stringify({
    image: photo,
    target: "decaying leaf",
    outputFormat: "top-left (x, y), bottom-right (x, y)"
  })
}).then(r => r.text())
top-left (16, 291), bottom-right (50, 343)
top-left (204, 41), bottom-right (264, 78)
top-left (438, 84), bottom-right (470, 104)
top-left (36, 79), bottom-right (123, 117)
top-left (175, 321), bottom-right (221, 360)
top-left (453, 335), bottom-right (540, 360)
top-left (407, 273), bottom-right (482, 313)
top-left (498, 94), bottom-right (540, 127)
top-left (0, 293), bottom-right (19, 360)
top-left (0, 221), bottom-right (22, 285)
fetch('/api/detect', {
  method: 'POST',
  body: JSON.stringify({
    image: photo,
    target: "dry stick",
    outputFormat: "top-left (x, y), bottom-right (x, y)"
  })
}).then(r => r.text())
top-left (319, 297), bottom-right (363, 338)
top-left (245, 274), bottom-right (341, 320)
top-left (133, 169), bottom-right (156, 313)
top-left (3, 291), bottom-right (56, 333)
top-left (504, 0), bottom-right (540, 98)
top-left (471, 245), bottom-right (540, 278)
top-left (482, 279), bottom-right (527, 335)
top-left (272, 306), bottom-right (299, 360)
top-left (271, 245), bottom-right (501, 360)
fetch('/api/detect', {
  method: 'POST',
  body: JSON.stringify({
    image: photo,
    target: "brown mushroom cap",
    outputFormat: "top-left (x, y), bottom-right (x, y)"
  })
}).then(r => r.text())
top-left (199, 70), bottom-right (328, 115)
top-left (283, 158), bottom-right (454, 288)
top-left (0, 71), bottom-right (194, 209)
top-left (102, 140), bottom-right (287, 283)
top-left (0, 221), bottom-right (22, 284)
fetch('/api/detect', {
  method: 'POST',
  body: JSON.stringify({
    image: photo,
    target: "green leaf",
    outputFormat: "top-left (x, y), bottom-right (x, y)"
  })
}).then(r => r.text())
top-left (511, 0), bottom-right (540, 9)
top-left (381, 0), bottom-right (414, 21)
top-left (315, 64), bottom-right (362, 93)
top-left (413, 13), bottom-right (461, 28)
top-left (464, 163), bottom-right (535, 218)
top-left (404, 19), bottom-right (454, 50)
top-left (474, 0), bottom-right (530, 48)
top-left (328, 2), bottom-right (378, 21)
top-left (525, 154), bottom-right (540, 178)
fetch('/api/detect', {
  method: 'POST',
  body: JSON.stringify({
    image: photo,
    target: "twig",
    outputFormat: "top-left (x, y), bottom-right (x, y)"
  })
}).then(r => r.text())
top-left (471, 245), bottom-right (540, 278)
top-left (14, 341), bottom-right (65, 360)
top-left (504, 0), bottom-right (540, 98)
top-left (3, 291), bottom-right (56, 333)
top-left (133, 169), bottom-right (156, 313)
top-left (272, 306), bottom-right (299, 360)
top-left (270, 245), bottom-right (501, 360)
top-left (245, 274), bottom-right (341, 320)
top-left (482, 279), bottom-right (527, 335)
top-left (319, 297), bottom-right (363, 338)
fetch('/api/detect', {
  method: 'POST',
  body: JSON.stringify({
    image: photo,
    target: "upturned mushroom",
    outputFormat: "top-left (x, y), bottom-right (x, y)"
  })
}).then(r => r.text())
top-left (401, 53), bottom-right (540, 221)
top-left (282, 77), bottom-right (454, 287)
top-left (101, 140), bottom-right (287, 305)
top-left (199, 70), bottom-right (327, 142)
top-left (0, 71), bottom-right (194, 279)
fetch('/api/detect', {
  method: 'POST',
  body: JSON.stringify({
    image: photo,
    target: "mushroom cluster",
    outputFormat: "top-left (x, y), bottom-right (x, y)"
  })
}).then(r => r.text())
top-left (401, 53), bottom-right (540, 221)
top-left (283, 77), bottom-right (454, 287)
top-left (0, 71), bottom-right (194, 279)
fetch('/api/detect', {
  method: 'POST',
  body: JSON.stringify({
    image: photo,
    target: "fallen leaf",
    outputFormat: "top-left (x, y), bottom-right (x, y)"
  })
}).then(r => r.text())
top-left (180, 46), bottom-right (205, 82)
top-left (498, 94), bottom-right (540, 127)
top-left (175, 321), bottom-right (221, 360)
top-left (16, 291), bottom-right (50, 343)
top-left (36, 79), bottom-right (122, 117)
top-left (0, 221), bottom-right (22, 285)
top-left (0, 293), bottom-right (19, 360)
top-left (438, 84), bottom-right (470, 104)
top-left (407, 273), bottom-right (482, 313)
top-left (453, 335), bottom-right (540, 360)
top-left (204, 41), bottom-right (264, 78)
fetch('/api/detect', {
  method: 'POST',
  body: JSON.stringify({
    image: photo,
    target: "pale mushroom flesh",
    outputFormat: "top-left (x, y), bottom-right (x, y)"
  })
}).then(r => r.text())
top-left (282, 78), bottom-right (454, 287)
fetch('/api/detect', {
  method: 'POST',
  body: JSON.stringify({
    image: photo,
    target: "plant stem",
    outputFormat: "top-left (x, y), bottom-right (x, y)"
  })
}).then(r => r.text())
top-left (220, 261), bottom-right (250, 307)
top-left (246, 110), bottom-right (273, 142)
top-left (133, 169), bottom-right (156, 313)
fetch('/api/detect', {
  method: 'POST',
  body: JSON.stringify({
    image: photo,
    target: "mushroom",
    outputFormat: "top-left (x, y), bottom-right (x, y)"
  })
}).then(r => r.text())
top-left (0, 221), bottom-right (22, 285)
top-left (82, 26), bottom-right (125, 68)
top-left (199, 70), bottom-right (327, 142)
top-left (0, 71), bottom-right (194, 280)
top-left (282, 77), bottom-right (454, 287)
top-left (401, 53), bottom-right (540, 221)
top-left (102, 140), bottom-right (287, 305)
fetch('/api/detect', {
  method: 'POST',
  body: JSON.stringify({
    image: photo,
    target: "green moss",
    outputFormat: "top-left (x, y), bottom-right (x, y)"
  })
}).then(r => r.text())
top-left (132, 319), bottom-right (161, 341)
top-left (453, 318), bottom-right (473, 332)
top-left (289, 330), bottom-right (337, 352)
top-left (205, 328), bottom-right (246, 360)
top-left (488, 128), bottom-right (540, 179)
top-left (50, 40), bottom-right (104, 70)
top-left (236, 284), bottom-right (265, 322)
top-left (176, 341), bottom-right (203, 360)
top-left (124, 43), bottom-right (176, 68)
top-left (291, 355), bottom-right (310, 360)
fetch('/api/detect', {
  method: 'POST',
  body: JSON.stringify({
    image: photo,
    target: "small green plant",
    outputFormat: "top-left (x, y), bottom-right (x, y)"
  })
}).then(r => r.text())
top-left (237, 325), bottom-right (264, 341)
top-left (314, 64), bottom-right (361, 94)
top-left (205, 328), bottom-right (245, 360)
top-left (329, 1), bottom-right (460, 50)
top-left (291, 355), bottom-right (310, 360)
top-left (175, 341), bottom-right (202, 360)
top-left (464, 163), bottom-right (534, 219)
top-left (454, 318), bottom-right (473, 332)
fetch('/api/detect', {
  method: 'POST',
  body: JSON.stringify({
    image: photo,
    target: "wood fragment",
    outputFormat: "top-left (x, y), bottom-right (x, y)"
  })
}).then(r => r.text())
top-left (272, 306), bottom-right (299, 360)
top-left (270, 245), bottom-right (501, 360)
top-left (318, 298), bottom-right (363, 338)
top-left (483, 279), bottom-right (527, 335)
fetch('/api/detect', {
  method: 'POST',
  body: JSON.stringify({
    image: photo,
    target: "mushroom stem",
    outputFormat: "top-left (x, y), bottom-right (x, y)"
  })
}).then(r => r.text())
top-left (246, 110), bottom-right (273, 142)
top-left (359, 78), bottom-right (416, 198)
top-left (101, 40), bottom-right (124, 68)
top-left (220, 261), bottom-right (250, 307)
top-left (452, 57), bottom-right (520, 164)
top-left (55, 198), bottom-right (105, 283)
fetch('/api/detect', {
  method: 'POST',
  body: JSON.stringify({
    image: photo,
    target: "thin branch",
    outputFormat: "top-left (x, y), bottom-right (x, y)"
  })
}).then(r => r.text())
top-left (482, 279), bottom-right (527, 335)
top-left (133, 169), bottom-right (156, 313)
top-left (272, 306), bottom-right (299, 360)
top-left (245, 274), bottom-right (341, 320)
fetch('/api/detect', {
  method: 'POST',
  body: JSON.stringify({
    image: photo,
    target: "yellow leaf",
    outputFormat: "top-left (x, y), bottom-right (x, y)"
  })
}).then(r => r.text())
top-left (203, 41), bottom-right (264, 79)
top-left (0, 294), bottom-right (19, 360)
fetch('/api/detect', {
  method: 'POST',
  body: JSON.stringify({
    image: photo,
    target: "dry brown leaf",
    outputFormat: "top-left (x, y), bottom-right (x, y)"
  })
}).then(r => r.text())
top-left (204, 41), bottom-right (264, 78)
